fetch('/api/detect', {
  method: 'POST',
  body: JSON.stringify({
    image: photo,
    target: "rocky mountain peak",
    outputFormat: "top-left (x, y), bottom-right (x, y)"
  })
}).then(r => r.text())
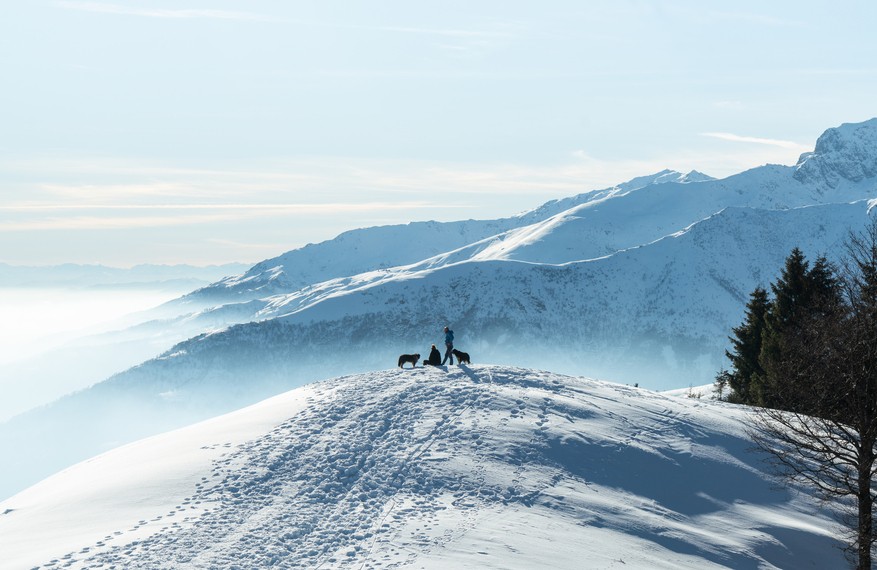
top-left (794, 118), bottom-right (877, 188)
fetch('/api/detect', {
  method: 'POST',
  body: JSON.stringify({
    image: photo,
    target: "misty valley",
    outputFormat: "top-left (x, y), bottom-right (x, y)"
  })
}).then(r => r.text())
top-left (4, 119), bottom-right (877, 568)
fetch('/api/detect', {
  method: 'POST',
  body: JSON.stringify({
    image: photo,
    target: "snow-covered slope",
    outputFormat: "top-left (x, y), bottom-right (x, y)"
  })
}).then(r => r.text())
top-left (1, 199), bottom-right (872, 502)
top-left (174, 118), bottom-right (877, 308)
top-left (0, 171), bottom-right (704, 420)
top-left (0, 366), bottom-right (845, 569)
top-left (794, 118), bottom-right (877, 189)
top-left (466, 167), bottom-right (871, 265)
top-left (52, 129), bottom-right (877, 408)
top-left (110, 120), bottom-right (877, 385)
top-left (142, 199), bottom-right (877, 385)
top-left (5, 119), bottom-right (877, 506)
top-left (16, 116), bottom-right (877, 421)
top-left (0, 170), bottom-right (709, 417)
top-left (171, 170), bottom-right (706, 307)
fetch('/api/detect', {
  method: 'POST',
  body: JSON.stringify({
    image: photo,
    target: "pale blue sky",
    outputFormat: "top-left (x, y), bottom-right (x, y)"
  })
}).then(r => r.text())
top-left (2, 1), bottom-right (876, 265)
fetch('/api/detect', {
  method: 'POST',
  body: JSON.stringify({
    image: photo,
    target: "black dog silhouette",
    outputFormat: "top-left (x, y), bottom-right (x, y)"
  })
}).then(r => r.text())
top-left (452, 349), bottom-right (471, 365)
top-left (398, 353), bottom-right (420, 368)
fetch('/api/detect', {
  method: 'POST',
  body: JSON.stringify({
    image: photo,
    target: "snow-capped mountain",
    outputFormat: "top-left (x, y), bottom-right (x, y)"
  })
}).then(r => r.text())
top-left (113, 199), bottom-right (877, 391)
top-left (172, 120), bottom-right (877, 308)
top-left (0, 366), bottom-right (846, 569)
top-left (125, 120), bottom-right (877, 364)
top-left (172, 169), bottom-right (704, 308)
top-left (0, 170), bottom-right (716, 421)
top-left (1, 199), bottom-right (871, 502)
top-left (3, 118), bottom-right (877, 503)
top-left (794, 119), bottom-right (877, 189)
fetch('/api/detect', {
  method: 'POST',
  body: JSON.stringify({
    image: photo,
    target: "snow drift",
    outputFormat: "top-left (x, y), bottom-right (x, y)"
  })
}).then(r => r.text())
top-left (0, 366), bottom-right (846, 569)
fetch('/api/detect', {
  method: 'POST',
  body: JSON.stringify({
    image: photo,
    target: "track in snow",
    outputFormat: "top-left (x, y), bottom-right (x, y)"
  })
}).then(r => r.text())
top-left (34, 365), bottom-right (844, 569)
top-left (44, 366), bottom-right (559, 568)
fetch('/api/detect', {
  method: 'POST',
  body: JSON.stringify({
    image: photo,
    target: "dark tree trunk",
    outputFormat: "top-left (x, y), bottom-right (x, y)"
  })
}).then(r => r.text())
top-left (858, 447), bottom-right (873, 570)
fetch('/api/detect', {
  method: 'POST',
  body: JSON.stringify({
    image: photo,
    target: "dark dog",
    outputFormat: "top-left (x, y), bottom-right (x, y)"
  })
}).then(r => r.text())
top-left (398, 353), bottom-right (420, 368)
top-left (452, 349), bottom-right (471, 365)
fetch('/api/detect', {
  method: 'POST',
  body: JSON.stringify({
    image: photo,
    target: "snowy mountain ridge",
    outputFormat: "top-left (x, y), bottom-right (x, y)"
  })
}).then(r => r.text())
top-left (4, 118), bottom-right (877, 505)
top-left (0, 366), bottom-right (846, 569)
top-left (114, 122), bottom-right (877, 363)
top-left (163, 123), bottom-right (877, 324)
top-left (1, 199), bottom-right (871, 503)
top-left (794, 117), bottom-right (877, 189)
top-left (177, 121), bottom-right (877, 307)
top-left (175, 169), bottom-right (708, 307)
top-left (0, 168), bottom-right (709, 418)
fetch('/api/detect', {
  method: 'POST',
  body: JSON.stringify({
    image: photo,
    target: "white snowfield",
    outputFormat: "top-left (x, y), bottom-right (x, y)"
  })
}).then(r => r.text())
top-left (0, 366), bottom-right (844, 569)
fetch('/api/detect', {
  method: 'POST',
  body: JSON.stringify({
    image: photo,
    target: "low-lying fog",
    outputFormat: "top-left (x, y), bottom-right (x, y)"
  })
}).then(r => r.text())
top-left (0, 288), bottom-right (181, 365)
top-left (0, 285), bottom-right (196, 423)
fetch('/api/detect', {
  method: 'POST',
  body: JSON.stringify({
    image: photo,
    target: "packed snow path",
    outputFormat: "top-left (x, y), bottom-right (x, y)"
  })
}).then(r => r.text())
top-left (6, 365), bottom-right (844, 569)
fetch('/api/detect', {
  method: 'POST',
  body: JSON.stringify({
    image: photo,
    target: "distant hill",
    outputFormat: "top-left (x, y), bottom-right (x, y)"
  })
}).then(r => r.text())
top-left (3, 118), bottom-right (877, 502)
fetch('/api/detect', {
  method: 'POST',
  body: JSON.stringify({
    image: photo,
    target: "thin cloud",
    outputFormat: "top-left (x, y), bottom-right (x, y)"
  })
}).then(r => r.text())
top-left (54, 2), bottom-right (513, 39)
top-left (793, 67), bottom-right (877, 77)
top-left (40, 182), bottom-right (206, 201)
top-left (0, 201), bottom-right (457, 232)
top-left (1, 202), bottom-right (441, 212)
top-left (713, 100), bottom-right (745, 110)
top-left (2, 143), bottom-right (813, 236)
top-left (366, 25), bottom-right (514, 39)
top-left (701, 132), bottom-right (810, 151)
top-left (55, 1), bottom-right (272, 21)
top-left (0, 214), bottom-right (238, 232)
top-left (708, 11), bottom-right (806, 28)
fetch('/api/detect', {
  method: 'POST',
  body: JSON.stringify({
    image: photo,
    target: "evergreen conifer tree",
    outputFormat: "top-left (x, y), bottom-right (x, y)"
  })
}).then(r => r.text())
top-left (768, 247), bottom-right (810, 329)
top-left (808, 255), bottom-right (843, 315)
top-left (755, 249), bottom-right (842, 410)
top-left (756, 248), bottom-right (811, 408)
top-left (723, 287), bottom-right (769, 404)
top-left (750, 220), bottom-right (877, 569)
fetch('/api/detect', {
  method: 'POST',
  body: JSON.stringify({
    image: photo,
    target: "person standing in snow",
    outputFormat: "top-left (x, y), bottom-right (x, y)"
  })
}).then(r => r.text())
top-left (441, 326), bottom-right (455, 365)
